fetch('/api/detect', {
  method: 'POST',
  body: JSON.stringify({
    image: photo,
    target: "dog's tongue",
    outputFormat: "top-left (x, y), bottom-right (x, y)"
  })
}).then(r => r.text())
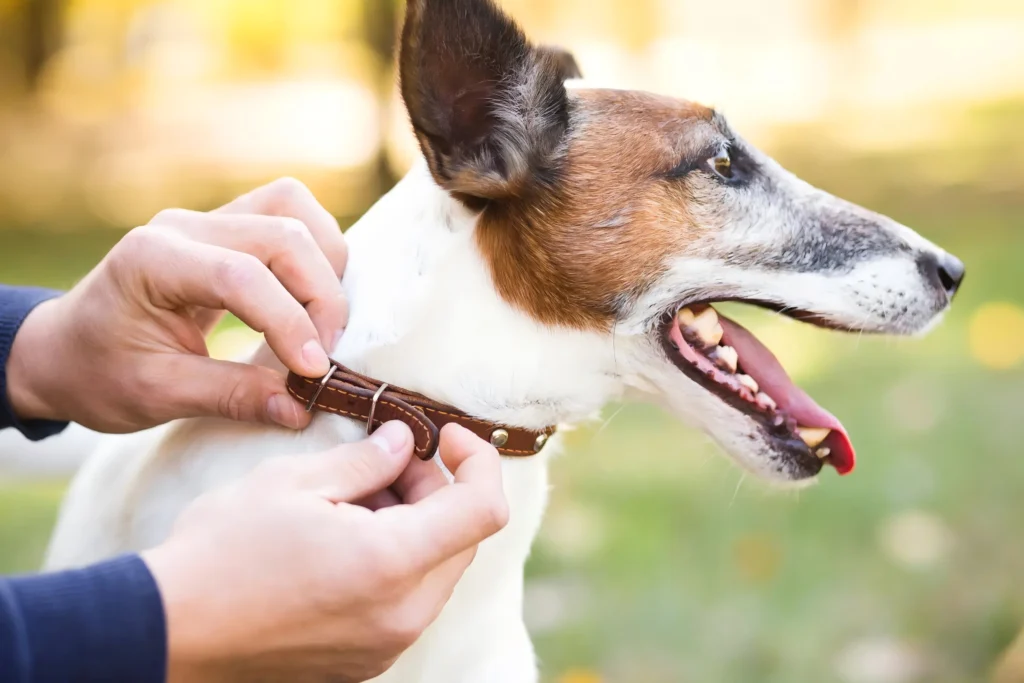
top-left (718, 313), bottom-right (856, 475)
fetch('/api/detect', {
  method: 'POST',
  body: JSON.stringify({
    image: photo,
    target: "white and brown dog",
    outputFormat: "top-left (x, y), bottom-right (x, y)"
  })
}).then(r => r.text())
top-left (45, 0), bottom-right (964, 680)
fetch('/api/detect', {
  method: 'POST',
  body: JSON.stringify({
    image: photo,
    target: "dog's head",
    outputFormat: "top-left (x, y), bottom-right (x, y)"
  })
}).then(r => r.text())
top-left (398, 0), bottom-right (964, 482)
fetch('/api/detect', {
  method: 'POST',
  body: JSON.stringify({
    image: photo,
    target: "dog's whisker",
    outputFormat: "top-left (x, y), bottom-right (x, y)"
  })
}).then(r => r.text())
top-left (729, 473), bottom-right (747, 508)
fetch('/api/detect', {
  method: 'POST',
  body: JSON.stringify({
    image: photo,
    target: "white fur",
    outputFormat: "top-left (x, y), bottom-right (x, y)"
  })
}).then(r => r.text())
top-left (45, 163), bottom-right (629, 683)
top-left (45, 145), bottom-right (954, 678)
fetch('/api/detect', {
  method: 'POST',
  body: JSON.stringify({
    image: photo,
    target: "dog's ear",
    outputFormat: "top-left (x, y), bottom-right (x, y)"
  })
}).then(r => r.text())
top-left (400, 0), bottom-right (575, 202)
top-left (538, 45), bottom-right (583, 81)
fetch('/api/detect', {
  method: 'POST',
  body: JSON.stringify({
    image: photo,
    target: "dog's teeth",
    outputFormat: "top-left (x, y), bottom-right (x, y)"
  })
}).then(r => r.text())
top-left (756, 392), bottom-right (777, 411)
top-left (709, 345), bottom-right (738, 373)
top-left (676, 307), bottom-right (696, 326)
top-left (816, 447), bottom-right (831, 460)
top-left (736, 373), bottom-right (759, 393)
top-left (798, 427), bottom-right (831, 449)
top-left (692, 307), bottom-right (724, 347)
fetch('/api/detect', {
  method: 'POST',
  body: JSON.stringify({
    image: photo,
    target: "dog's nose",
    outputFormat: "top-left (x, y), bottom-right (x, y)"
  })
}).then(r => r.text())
top-left (919, 252), bottom-right (965, 300)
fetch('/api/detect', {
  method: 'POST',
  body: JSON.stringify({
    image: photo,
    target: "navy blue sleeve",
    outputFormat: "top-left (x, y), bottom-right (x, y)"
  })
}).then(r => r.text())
top-left (0, 285), bottom-right (69, 441)
top-left (0, 554), bottom-right (167, 683)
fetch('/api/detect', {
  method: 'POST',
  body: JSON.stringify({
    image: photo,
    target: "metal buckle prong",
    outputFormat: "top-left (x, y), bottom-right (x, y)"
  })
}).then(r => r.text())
top-left (366, 383), bottom-right (389, 436)
top-left (305, 364), bottom-right (338, 412)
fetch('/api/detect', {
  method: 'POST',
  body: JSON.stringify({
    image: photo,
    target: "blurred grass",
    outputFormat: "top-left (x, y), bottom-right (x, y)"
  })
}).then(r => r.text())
top-left (524, 212), bottom-right (1024, 683)
top-left (0, 480), bottom-right (65, 574)
top-left (1, 138), bottom-right (1023, 682)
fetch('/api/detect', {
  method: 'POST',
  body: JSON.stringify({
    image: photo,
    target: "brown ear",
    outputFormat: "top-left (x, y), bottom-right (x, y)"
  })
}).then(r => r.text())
top-left (538, 45), bottom-right (583, 80)
top-left (399, 0), bottom-right (573, 202)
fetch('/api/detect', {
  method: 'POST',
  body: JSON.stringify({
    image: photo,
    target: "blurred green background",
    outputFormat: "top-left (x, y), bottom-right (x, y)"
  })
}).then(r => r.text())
top-left (2, 1), bottom-right (1023, 682)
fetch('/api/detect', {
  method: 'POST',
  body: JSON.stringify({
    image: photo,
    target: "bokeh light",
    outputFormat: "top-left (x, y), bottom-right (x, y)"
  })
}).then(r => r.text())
top-left (2, 1), bottom-right (1023, 682)
top-left (969, 301), bottom-right (1024, 370)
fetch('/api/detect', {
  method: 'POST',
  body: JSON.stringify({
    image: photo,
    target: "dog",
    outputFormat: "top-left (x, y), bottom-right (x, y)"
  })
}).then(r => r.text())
top-left (44, 0), bottom-right (965, 680)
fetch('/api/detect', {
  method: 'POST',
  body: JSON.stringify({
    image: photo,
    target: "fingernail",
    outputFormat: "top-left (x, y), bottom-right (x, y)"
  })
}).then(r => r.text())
top-left (267, 394), bottom-right (300, 428)
top-left (369, 421), bottom-right (412, 455)
top-left (301, 340), bottom-right (330, 374)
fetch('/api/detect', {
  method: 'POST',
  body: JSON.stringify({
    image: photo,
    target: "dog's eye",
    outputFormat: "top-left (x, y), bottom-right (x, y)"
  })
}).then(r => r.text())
top-left (708, 152), bottom-right (733, 179)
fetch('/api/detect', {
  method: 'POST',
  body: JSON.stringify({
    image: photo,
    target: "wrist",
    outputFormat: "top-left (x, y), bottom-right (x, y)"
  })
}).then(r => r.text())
top-left (142, 544), bottom-right (221, 682)
top-left (7, 297), bottom-right (62, 422)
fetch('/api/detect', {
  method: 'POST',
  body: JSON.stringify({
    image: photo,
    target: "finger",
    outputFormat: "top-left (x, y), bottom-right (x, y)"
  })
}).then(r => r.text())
top-left (355, 488), bottom-right (402, 511)
top-left (283, 422), bottom-right (415, 502)
top-left (391, 453), bottom-right (449, 504)
top-left (414, 545), bottom-right (478, 615)
top-left (158, 354), bottom-right (312, 429)
top-left (215, 177), bottom-right (348, 279)
top-left (138, 234), bottom-right (330, 377)
top-left (191, 307), bottom-right (226, 335)
top-left (385, 546), bottom-right (478, 639)
top-left (150, 210), bottom-right (345, 347)
top-left (375, 424), bottom-right (508, 571)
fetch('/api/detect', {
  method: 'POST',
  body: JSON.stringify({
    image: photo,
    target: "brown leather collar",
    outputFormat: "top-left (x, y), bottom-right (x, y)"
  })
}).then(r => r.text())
top-left (287, 362), bottom-right (556, 460)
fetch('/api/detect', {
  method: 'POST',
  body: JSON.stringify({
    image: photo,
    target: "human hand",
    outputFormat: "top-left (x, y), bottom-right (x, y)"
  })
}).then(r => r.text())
top-left (6, 178), bottom-right (347, 432)
top-left (142, 421), bottom-right (509, 683)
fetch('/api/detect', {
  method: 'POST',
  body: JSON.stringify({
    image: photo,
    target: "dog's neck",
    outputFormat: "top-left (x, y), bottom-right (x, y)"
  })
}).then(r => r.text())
top-left (330, 162), bottom-right (624, 431)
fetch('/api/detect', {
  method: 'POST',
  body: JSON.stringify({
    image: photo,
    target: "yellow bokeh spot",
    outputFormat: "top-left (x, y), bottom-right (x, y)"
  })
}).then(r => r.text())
top-left (732, 533), bottom-right (782, 583)
top-left (717, 303), bottom-right (831, 382)
top-left (753, 320), bottom-right (830, 382)
top-left (557, 669), bottom-right (603, 683)
top-left (969, 302), bottom-right (1024, 370)
top-left (207, 327), bottom-right (263, 361)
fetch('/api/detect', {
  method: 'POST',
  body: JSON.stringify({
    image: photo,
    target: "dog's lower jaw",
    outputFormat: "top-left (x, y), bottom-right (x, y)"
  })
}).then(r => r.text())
top-left (44, 163), bottom-right (623, 683)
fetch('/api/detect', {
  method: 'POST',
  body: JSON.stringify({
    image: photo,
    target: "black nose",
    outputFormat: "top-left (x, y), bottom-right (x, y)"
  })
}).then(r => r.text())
top-left (919, 252), bottom-right (965, 300)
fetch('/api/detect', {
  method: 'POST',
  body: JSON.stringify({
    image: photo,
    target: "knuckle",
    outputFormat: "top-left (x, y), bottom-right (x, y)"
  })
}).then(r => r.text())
top-left (117, 226), bottom-right (159, 256)
top-left (480, 496), bottom-right (510, 534)
top-left (327, 237), bottom-right (349, 274)
top-left (218, 369), bottom-right (272, 423)
top-left (148, 208), bottom-right (189, 227)
top-left (276, 217), bottom-right (314, 246)
top-left (214, 253), bottom-right (261, 294)
top-left (265, 177), bottom-right (312, 210)
top-left (130, 367), bottom-right (164, 403)
top-left (365, 540), bottom-right (413, 589)
top-left (380, 607), bottom-right (428, 650)
top-left (218, 378), bottom-right (250, 422)
top-left (269, 176), bottom-right (311, 198)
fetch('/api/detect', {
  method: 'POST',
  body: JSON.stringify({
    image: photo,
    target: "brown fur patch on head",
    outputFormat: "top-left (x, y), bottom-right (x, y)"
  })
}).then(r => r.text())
top-left (476, 89), bottom-right (723, 330)
top-left (398, 0), bottom-right (731, 331)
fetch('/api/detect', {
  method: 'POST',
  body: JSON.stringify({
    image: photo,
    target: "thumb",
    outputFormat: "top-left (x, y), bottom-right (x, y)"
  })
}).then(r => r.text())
top-left (164, 355), bottom-right (311, 429)
top-left (287, 422), bottom-right (415, 503)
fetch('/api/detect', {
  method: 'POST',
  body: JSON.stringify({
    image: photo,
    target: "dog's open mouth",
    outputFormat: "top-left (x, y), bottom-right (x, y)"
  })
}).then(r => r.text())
top-left (659, 304), bottom-right (856, 475)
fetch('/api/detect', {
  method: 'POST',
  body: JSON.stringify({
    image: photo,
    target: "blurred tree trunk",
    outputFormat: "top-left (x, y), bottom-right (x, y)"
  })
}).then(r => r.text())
top-left (361, 0), bottom-right (400, 195)
top-left (23, 0), bottom-right (65, 93)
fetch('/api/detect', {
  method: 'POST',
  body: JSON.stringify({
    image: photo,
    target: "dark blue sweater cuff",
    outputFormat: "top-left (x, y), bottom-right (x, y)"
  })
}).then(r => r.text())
top-left (0, 554), bottom-right (168, 683)
top-left (0, 285), bottom-right (69, 441)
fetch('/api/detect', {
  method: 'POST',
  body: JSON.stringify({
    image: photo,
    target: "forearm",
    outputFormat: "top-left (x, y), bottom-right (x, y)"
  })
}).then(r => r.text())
top-left (0, 555), bottom-right (167, 682)
top-left (0, 285), bottom-right (68, 440)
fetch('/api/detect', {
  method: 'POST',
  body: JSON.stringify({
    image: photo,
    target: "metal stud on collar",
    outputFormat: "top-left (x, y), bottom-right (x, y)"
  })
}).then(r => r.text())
top-left (534, 433), bottom-right (549, 452)
top-left (489, 429), bottom-right (509, 447)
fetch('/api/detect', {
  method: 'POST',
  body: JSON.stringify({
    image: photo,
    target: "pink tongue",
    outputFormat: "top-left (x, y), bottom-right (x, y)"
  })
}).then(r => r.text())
top-left (718, 314), bottom-right (856, 475)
